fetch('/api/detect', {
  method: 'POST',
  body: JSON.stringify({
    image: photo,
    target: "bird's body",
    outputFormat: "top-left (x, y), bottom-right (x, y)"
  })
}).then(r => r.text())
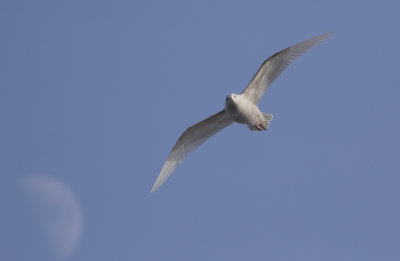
top-left (225, 93), bottom-right (270, 131)
top-left (151, 32), bottom-right (332, 193)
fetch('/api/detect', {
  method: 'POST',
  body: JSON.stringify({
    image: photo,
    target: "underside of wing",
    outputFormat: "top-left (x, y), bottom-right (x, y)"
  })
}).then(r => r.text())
top-left (242, 32), bottom-right (332, 104)
top-left (151, 109), bottom-right (233, 193)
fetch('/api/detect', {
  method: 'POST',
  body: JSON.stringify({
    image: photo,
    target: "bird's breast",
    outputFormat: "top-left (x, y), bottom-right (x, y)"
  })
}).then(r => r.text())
top-left (226, 98), bottom-right (260, 124)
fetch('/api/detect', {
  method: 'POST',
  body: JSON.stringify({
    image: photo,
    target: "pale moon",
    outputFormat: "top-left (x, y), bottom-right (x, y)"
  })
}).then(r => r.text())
top-left (21, 175), bottom-right (83, 259)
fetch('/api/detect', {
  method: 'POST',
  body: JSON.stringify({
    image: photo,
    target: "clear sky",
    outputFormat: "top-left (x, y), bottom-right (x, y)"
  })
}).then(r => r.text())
top-left (1, 0), bottom-right (399, 260)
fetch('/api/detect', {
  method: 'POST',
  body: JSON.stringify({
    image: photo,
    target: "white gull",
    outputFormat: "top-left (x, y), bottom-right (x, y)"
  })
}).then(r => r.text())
top-left (151, 32), bottom-right (332, 193)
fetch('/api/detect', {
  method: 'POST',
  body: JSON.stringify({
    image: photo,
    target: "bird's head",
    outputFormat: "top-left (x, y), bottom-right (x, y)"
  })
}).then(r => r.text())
top-left (225, 93), bottom-right (238, 104)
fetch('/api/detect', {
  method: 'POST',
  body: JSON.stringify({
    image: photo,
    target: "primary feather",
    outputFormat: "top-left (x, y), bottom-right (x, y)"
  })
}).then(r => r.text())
top-left (151, 110), bottom-right (233, 193)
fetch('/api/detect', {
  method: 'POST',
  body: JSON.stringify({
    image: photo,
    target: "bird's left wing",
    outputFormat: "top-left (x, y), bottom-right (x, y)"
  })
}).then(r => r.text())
top-left (151, 109), bottom-right (233, 193)
top-left (242, 32), bottom-right (332, 104)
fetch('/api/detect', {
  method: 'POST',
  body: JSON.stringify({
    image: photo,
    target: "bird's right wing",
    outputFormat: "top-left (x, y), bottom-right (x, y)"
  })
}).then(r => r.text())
top-left (151, 109), bottom-right (233, 193)
top-left (242, 32), bottom-right (332, 104)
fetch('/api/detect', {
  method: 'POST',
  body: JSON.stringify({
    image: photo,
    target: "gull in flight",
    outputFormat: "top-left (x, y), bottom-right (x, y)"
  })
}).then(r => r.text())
top-left (151, 32), bottom-right (332, 193)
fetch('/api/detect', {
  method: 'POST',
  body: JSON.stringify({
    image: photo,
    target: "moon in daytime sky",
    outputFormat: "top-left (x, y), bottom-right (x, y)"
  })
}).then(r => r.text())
top-left (21, 174), bottom-right (83, 259)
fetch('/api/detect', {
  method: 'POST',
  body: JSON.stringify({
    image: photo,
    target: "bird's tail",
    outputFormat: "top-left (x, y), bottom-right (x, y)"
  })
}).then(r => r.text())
top-left (263, 113), bottom-right (273, 126)
top-left (247, 113), bottom-right (273, 131)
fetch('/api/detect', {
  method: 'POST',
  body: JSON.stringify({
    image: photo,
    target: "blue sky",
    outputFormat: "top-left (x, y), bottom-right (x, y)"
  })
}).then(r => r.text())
top-left (1, 0), bottom-right (399, 260)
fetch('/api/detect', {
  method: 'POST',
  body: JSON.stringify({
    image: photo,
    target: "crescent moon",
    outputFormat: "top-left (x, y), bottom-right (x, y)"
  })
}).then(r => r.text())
top-left (21, 175), bottom-right (83, 259)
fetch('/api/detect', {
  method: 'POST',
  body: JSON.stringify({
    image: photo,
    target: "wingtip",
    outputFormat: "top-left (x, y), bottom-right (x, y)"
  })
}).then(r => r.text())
top-left (150, 184), bottom-right (158, 194)
top-left (305, 32), bottom-right (333, 47)
top-left (320, 32), bottom-right (333, 39)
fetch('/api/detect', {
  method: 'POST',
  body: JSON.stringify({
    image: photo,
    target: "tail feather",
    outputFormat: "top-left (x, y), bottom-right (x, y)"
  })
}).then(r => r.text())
top-left (263, 113), bottom-right (273, 125)
top-left (247, 113), bottom-right (273, 131)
